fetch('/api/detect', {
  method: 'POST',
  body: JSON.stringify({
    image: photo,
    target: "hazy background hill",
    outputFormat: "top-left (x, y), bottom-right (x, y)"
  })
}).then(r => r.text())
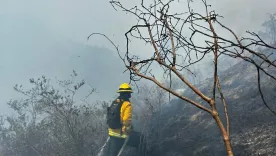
top-left (0, 14), bottom-right (131, 114)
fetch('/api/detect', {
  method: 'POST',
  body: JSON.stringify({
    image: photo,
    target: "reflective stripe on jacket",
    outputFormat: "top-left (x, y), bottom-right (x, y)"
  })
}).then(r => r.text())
top-left (108, 100), bottom-right (132, 138)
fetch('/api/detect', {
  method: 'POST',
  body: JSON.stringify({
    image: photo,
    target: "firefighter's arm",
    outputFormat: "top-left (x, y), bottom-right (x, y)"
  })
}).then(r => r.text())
top-left (122, 102), bottom-right (132, 133)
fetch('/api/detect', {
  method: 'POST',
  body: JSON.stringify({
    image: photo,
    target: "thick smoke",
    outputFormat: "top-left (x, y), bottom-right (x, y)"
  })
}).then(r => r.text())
top-left (211, 0), bottom-right (276, 37)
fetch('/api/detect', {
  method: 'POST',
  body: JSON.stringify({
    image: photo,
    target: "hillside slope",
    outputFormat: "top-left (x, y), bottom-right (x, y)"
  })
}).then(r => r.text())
top-left (143, 60), bottom-right (276, 156)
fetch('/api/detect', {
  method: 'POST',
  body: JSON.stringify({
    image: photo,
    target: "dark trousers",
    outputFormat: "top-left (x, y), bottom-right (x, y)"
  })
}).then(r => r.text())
top-left (107, 136), bottom-right (126, 156)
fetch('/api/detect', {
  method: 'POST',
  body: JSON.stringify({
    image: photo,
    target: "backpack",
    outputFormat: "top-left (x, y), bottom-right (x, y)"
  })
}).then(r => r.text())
top-left (106, 99), bottom-right (123, 129)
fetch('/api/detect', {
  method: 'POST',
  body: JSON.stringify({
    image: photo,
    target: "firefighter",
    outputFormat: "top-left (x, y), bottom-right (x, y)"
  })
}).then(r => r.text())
top-left (106, 83), bottom-right (133, 156)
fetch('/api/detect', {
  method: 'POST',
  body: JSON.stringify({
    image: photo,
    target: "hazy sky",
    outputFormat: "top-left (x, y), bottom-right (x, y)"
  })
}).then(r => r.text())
top-left (0, 0), bottom-right (275, 115)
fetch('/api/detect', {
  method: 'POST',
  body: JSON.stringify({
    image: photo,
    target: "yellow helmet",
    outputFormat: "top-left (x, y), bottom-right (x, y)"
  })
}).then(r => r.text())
top-left (117, 83), bottom-right (133, 93)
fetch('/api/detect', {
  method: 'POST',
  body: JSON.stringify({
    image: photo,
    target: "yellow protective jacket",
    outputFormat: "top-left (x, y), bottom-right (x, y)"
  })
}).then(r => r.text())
top-left (108, 99), bottom-right (132, 138)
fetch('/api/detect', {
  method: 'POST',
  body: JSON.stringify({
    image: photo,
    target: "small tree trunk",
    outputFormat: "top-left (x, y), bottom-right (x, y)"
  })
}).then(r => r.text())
top-left (212, 110), bottom-right (233, 156)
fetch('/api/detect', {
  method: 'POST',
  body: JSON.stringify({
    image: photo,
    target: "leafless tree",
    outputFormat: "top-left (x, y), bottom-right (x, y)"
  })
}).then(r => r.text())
top-left (88, 0), bottom-right (276, 155)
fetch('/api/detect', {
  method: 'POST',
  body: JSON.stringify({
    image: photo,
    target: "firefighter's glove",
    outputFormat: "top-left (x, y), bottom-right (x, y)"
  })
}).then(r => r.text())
top-left (122, 126), bottom-right (132, 135)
